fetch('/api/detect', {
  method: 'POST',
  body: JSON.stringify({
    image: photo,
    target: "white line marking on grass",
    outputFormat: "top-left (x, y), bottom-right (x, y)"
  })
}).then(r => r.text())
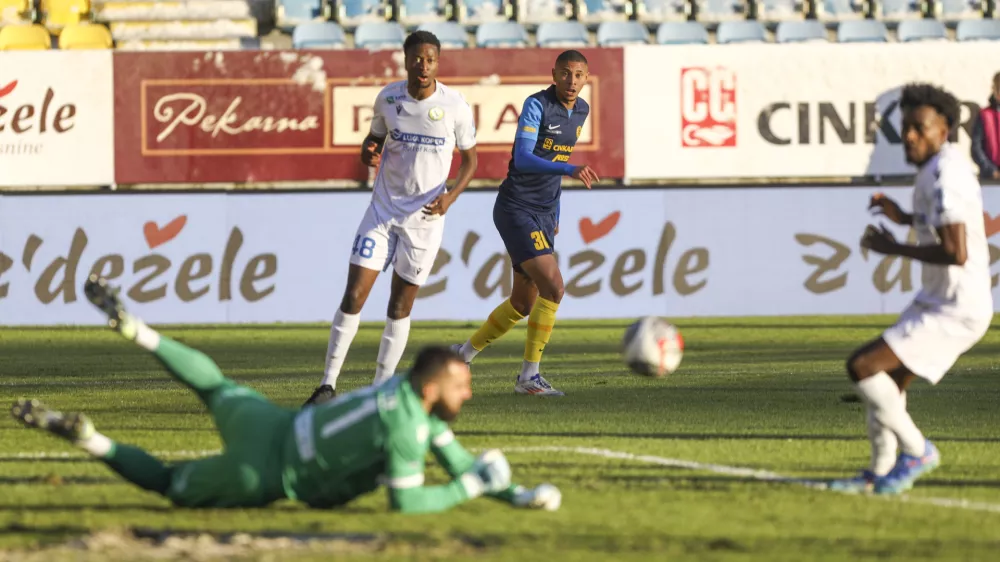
top-left (7, 445), bottom-right (1000, 515)
top-left (501, 446), bottom-right (1000, 515)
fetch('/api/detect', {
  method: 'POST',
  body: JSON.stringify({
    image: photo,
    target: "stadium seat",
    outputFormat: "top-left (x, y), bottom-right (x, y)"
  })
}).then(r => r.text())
top-left (417, 20), bottom-right (469, 47)
top-left (107, 19), bottom-right (256, 41)
top-left (636, 0), bottom-right (687, 23)
top-left (877, 0), bottom-right (923, 20)
top-left (398, 0), bottom-right (451, 27)
top-left (0, 0), bottom-right (30, 23)
top-left (956, 18), bottom-right (1000, 41)
top-left (816, 0), bottom-right (867, 21)
top-left (836, 19), bottom-right (887, 42)
top-left (716, 20), bottom-right (767, 43)
top-left (58, 21), bottom-right (112, 48)
top-left (276, 0), bottom-right (332, 30)
top-left (695, 0), bottom-right (746, 22)
top-left (578, 0), bottom-right (632, 25)
top-left (536, 20), bottom-right (589, 46)
top-left (895, 18), bottom-right (946, 41)
top-left (0, 23), bottom-right (52, 49)
top-left (596, 20), bottom-right (649, 45)
top-left (775, 20), bottom-right (827, 42)
top-left (756, 0), bottom-right (805, 22)
top-left (95, 0), bottom-right (251, 22)
top-left (337, 0), bottom-right (388, 28)
top-left (937, 0), bottom-right (983, 20)
top-left (42, 0), bottom-right (89, 33)
top-left (655, 20), bottom-right (708, 43)
top-left (518, 0), bottom-right (573, 24)
top-left (475, 20), bottom-right (528, 46)
top-left (354, 20), bottom-right (404, 49)
top-left (292, 21), bottom-right (346, 48)
top-left (459, 0), bottom-right (511, 25)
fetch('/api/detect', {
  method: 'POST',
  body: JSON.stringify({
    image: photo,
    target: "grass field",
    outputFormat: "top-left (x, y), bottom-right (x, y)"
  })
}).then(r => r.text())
top-left (2, 316), bottom-right (1000, 561)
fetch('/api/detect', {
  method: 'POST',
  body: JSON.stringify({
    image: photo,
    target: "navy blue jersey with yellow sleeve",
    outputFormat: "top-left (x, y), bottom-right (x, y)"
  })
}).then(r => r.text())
top-left (497, 86), bottom-right (590, 214)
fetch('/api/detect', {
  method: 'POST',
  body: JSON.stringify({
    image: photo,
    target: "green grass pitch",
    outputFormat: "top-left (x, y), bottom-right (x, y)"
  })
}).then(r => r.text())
top-left (2, 316), bottom-right (999, 561)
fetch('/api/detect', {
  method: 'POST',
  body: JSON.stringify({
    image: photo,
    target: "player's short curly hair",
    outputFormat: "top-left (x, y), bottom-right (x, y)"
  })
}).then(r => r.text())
top-left (404, 30), bottom-right (440, 55)
top-left (899, 82), bottom-right (961, 130)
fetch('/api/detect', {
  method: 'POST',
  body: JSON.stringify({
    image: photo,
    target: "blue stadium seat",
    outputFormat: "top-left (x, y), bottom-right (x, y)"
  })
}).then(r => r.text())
top-left (518, 0), bottom-right (573, 24)
top-left (695, 0), bottom-right (746, 22)
top-left (756, 0), bottom-right (805, 22)
top-left (276, 0), bottom-right (330, 30)
top-left (956, 19), bottom-right (1000, 41)
top-left (716, 20), bottom-right (766, 43)
top-left (938, 0), bottom-right (983, 20)
top-left (292, 21), bottom-right (347, 48)
top-left (775, 20), bottom-right (827, 42)
top-left (817, 0), bottom-right (867, 21)
top-left (417, 21), bottom-right (469, 47)
top-left (836, 19), bottom-right (887, 42)
top-left (536, 20), bottom-right (589, 46)
top-left (337, 0), bottom-right (387, 28)
top-left (578, 0), bottom-right (632, 25)
top-left (877, 0), bottom-right (923, 20)
top-left (636, 0), bottom-right (688, 23)
top-left (895, 18), bottom-right (946, 41)
top-left (460, 0), bottom-right (511, 25)
top-left (596, 20), bottom-right (649, 45)
top-left (475, 20), bottom-right (528, 46)
top-left (354, 20), bottom-right (404, 49)
top-left (398, 0), bottom-right (452, 26)
top-left (655, 20), bottom-right (708, 43)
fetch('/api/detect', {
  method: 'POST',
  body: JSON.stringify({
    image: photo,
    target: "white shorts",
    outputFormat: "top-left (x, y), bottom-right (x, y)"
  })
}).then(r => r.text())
top-left (348, 205), bottom-right (445, 286)
top-left (883, 301), bottom-right (991, 384)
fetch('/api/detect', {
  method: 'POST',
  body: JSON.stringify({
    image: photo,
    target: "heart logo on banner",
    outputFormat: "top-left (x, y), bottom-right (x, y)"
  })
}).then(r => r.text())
top-left (984, 212), bottom-right (1000, 238)
top-left (0, 80), bottom-right (17, 98)
top-left (579, 211), bottom-right (620, 244)
top-left (143, 216), bottom-right (187, 249)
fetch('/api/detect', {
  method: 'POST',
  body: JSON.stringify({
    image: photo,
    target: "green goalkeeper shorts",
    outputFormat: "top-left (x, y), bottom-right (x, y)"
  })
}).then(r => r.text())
top-left (165, 383), bottom-right (295, 508)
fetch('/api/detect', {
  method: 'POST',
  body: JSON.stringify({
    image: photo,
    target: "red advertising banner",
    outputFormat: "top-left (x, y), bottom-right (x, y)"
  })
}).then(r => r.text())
top-left (113, 49), bottom-right (625, 184)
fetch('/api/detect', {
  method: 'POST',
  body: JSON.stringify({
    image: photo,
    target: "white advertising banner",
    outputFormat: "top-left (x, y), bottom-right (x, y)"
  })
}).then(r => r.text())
top-left (624, 43), bottom-right (997, 181)
top-left (1, 188), bottom-right (999, 326)
top-left (0, 52), bottom-right (115, 187)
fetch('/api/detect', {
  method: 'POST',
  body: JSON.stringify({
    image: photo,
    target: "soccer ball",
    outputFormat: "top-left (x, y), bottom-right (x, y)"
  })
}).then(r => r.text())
top-left (621, 316), bottom-right (684, 378)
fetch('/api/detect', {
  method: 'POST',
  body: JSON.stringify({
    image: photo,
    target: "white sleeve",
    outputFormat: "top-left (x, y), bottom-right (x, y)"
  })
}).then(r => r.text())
top-left (932, 167), bottom-right (980, 227)
top-left (370, 91), bottom-right (387, 139)
top-left (454, 97), bottom-right (477, 151)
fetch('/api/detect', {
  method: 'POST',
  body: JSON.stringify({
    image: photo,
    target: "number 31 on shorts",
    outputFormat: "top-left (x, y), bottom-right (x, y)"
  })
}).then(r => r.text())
top-left (530, 230), bottom-right (550, 251)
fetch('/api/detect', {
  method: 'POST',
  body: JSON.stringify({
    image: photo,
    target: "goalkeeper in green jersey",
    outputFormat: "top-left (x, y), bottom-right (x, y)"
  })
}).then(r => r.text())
top-left (11, 275), bottom-right (561, 514)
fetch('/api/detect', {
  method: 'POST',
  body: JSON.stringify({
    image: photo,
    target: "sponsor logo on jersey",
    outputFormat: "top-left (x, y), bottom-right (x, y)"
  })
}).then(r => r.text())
top-left (680, 67), bottom-right (737, 148)
top-left (389, 129), bottom-right (446, 146)
top-left (522, 126), bottom-right (537, 133)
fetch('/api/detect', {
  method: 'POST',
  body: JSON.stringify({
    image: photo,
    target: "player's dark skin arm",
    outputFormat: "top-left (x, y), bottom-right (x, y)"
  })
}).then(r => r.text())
top-left (360, 133), bottom-right (385, 166)
top-left (424, 148), bottom-right (477, 215)
top-left (863, 223), bottom-right (968, 266)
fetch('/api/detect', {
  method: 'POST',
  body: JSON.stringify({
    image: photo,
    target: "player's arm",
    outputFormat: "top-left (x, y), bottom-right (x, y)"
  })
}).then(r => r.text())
top-left (361, 94), bottom-right (387, 166)
top-left (427, 419), bottom-right (561, 510)
top-left (449, 99), bottom-right (478, 200)
top-left (512, 98), bottom-right (574, 176)
top-left (862, 181), bottom-right (970, 265)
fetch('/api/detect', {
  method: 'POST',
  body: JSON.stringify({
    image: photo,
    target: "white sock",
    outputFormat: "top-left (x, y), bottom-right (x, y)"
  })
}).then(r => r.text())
top-left (78, 432), bottom-right (113, 457)
top-left (519, 360), bottom-right (539, 381)
top-left (458, 340), bottom-right (480, 363)
top-left (856, 374), bottom-right (925, 456)
top-left (867, 391), bottom-right (906, 476)
top-left (320, 310), bottom-right (361, 388)
top-left (373, 316), bottom-right (411, 385)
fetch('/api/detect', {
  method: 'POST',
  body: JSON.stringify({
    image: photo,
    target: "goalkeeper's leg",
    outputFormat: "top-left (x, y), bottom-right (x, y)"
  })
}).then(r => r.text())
top-left (84, 274), bottom-right (234, 408)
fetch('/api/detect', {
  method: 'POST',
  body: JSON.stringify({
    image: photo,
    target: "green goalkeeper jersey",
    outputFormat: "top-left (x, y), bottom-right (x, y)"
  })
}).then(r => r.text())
top-left (279, 375), bottom-right (520, 513)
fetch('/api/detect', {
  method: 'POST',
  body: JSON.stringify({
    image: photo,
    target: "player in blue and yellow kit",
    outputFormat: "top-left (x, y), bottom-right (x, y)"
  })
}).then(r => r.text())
top-left (452, 50), bottom-right (599, 396)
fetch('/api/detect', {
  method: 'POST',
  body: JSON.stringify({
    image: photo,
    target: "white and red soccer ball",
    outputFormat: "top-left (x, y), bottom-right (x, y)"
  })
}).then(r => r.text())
top-left (621, 317), bottom-right (684, 378)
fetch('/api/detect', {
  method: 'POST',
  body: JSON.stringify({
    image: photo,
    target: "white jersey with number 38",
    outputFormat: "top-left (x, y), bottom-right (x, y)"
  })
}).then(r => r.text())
top-left (368, 80), bottom-right (476, 227)
top-left (911, 143), bottom-right (993, 318)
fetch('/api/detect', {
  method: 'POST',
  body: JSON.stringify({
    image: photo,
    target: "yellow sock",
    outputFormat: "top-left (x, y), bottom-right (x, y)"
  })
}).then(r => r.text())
top-left (470, 299), bottom-right (524, 351)
top-left (524, 297), bottom-right (559, 363)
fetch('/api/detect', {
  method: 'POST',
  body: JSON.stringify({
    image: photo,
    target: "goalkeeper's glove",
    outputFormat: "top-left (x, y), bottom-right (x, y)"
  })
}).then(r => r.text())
top-left (459, 449), bottom-right (511, 498)
top-left (513, 483), bottom-right (562, 511)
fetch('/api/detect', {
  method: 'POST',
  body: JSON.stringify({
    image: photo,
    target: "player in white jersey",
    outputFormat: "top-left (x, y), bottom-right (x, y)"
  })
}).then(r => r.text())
top-left (304, 31), bottom-right (478, 406)
top-left (829, 83), bottom-right (993, 495)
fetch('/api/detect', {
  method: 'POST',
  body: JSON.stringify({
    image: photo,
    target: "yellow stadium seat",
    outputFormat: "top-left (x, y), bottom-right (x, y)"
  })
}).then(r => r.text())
top-left (41, 0), bottom-right (90, 32)
top-left (0, 24), bottom-right (52, 50)
top-left (59, 21), bottom-right (111, 49)
top-left (0, 0), bottom-right (30, 23)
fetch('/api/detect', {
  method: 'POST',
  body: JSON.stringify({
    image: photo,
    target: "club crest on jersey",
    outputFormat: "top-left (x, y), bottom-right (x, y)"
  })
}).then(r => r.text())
top-left (428, 107), bottom-right (444, 121)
